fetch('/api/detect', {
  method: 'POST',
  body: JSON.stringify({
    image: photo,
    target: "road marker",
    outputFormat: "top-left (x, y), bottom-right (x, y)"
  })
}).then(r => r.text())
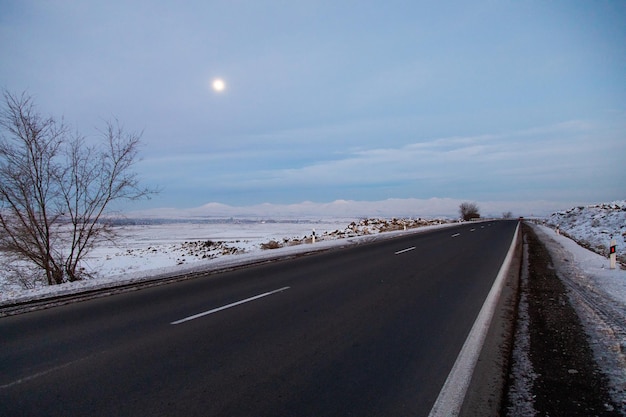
top-left (171, 286), bottom-right (290, 325)
top-left (610, 238), bottom-right (617, 269)
top-left (395, 246), bottom-right (416, 255)
top-left (451, 233), bottom-right (461, 238)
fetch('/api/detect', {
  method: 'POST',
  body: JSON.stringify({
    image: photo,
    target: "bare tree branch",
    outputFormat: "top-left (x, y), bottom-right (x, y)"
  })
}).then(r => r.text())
top-left (0, 90), bottom-right (157, 285)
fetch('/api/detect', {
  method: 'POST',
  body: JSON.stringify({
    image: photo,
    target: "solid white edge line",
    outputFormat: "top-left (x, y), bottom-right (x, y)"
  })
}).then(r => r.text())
top-left (171, 286), bottom-right (290, 325)
top-left (395, 246), bottom-right (416, 255)
top-left (428, 222), bottom-right (520, 417)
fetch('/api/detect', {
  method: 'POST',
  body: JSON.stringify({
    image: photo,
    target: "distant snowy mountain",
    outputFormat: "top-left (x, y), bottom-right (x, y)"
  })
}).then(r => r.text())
top-left (124, 198), bottom-right (457, 219)
top-left (124, 198), bottom-right (563, 220)
top-left (546, 201), bottom-right (626, 264)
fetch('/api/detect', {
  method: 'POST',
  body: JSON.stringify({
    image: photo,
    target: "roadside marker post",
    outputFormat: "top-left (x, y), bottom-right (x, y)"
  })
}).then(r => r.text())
top-left (312, 229), bottom-right (316, 244)
top-left (610, 238), bottom-right (617, 269)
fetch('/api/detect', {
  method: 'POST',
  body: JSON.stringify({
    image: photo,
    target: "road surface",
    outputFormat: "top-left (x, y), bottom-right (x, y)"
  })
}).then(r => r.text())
top-left (0, 220), bottom-right (518, 416)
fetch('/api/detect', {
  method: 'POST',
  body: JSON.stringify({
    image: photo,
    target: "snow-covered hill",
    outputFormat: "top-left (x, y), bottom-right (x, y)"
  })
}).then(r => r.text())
top-left (545, 201), bottom-right (626, 266)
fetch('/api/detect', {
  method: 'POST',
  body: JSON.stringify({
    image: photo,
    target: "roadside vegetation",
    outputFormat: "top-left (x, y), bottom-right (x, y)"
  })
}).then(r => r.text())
top-left (459, 201), bottom-right (480, 221)
top-left (0, 91), bottom-right (155, 285)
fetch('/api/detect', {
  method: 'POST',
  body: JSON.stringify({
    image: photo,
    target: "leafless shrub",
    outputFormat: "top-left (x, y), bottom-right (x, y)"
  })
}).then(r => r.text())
top-left (459, 202), bottom-right (480, 221)
top-left (260, 240), bottom-right (282, 250)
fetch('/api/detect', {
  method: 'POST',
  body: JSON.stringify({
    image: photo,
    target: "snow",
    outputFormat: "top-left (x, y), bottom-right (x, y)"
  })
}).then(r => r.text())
top-left (506, 202), bottom-right (626, 415)
top-left (531, 224), bottom-right (626, 411)
top-left (0, 217), bottom-right (455, 305)
top-left (506, 240), bottom-right (538, 416)
top-left (545, 200), bottom-right (626, 262)
top-left (527, 200), bottom-right (626, 413)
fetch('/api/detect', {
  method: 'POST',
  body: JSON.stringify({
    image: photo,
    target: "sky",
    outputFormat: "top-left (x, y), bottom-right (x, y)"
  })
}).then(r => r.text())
top-left (1, 0), bottom-right (625, 215)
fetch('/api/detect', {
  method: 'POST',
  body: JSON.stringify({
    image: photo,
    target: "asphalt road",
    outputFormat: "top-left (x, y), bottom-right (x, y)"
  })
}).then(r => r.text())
top-left (0, 220), bottom-right (518, 417)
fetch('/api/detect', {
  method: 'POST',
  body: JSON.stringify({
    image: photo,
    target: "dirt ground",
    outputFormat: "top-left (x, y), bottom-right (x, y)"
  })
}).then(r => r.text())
top-left (503, 224), bottom-right (621, 416)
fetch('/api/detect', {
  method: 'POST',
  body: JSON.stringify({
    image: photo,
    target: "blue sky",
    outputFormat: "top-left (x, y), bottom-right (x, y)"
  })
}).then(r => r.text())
top-left (1, 1), bottom-right (625, 212)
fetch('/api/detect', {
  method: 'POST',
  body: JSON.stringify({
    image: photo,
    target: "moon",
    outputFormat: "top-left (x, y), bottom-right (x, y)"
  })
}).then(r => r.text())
top-left (212, 78), bottom-right (226, 92)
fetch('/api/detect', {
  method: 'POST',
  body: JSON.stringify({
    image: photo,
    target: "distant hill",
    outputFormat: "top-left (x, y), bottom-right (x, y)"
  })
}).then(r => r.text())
top-left (122, 198), bottom-right (564, 221)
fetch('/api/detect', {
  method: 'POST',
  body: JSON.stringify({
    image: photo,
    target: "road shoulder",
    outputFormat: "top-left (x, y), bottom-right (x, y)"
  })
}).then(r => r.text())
top-left (458, 222), bottom-right (522, 417)
top-left (504, 223), bottom-right (620, 416)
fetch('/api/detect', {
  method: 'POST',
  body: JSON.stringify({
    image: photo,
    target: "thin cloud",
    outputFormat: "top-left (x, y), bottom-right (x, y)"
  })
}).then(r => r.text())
top-left (211, 119), bottom-right (622, 199)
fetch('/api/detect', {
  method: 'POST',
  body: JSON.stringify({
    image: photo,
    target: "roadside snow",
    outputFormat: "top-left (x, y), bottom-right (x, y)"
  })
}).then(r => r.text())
top-left (0, 218), bottom-right (455, 305)
top-left (546, 200), bottom-right (626, 263)
top-left (506, 239), bottom-right (538, 416)
top-left (532, 223), bottom-right (626, 412)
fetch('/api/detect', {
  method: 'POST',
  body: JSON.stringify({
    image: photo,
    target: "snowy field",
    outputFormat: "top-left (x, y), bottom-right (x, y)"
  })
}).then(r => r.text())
top-left (0, 217), bottom-right (451, 304)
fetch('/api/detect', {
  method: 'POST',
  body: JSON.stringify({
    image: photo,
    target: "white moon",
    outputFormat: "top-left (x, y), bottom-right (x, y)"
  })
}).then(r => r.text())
top-left (212, 78), bottom-right (226, 92)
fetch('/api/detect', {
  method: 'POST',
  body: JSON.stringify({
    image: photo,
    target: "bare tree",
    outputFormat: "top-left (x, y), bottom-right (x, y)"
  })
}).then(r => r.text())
top-left (459, 201), bottom-right (480, 221)
top-left (0, 91), bottom-right (155, 284)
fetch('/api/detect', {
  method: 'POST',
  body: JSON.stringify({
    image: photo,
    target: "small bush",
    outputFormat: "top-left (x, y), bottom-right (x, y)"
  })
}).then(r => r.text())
top-left (261, 240), bottom-right (282, 250)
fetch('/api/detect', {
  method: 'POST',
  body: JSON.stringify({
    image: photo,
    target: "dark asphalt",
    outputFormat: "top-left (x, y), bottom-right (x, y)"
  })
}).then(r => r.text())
top-left (0, 220), bottom-right (518, 417)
